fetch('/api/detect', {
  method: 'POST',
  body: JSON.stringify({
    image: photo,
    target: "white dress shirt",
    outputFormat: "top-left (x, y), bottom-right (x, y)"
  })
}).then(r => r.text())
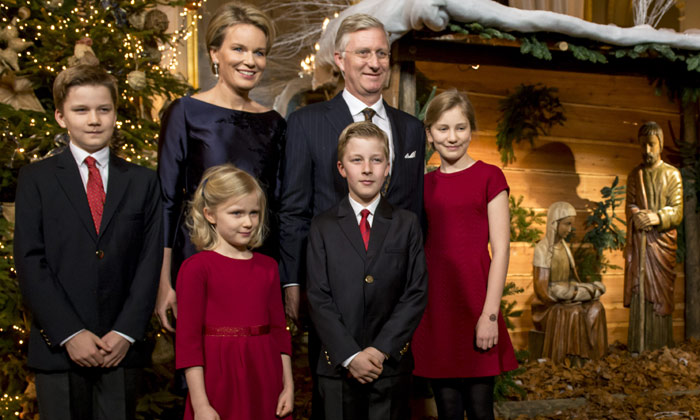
top-left (342, 89), bottom-right (394, 175)
top-left (61, 142), bottom-right (134, 346)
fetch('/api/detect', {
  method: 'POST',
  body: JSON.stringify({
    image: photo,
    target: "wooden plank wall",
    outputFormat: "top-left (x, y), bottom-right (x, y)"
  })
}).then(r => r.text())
top-left (416, 61), bottom-right (685, 350)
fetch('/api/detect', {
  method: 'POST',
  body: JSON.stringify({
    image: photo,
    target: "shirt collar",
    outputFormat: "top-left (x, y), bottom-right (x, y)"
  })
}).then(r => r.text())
top-left (342, 89), bottom-right (387, 121)
top-left (69, 142), bottom-right (110, 168)
top-left (348, 194), bottom-right (381, 218)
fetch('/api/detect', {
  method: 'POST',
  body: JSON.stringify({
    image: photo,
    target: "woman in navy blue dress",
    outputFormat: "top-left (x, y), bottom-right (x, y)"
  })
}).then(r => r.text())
top-left (155, 2), bottom-right (285, 332)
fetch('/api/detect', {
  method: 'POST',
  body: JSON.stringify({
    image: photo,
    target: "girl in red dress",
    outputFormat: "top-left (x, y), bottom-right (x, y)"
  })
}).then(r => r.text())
top-left (175, 164), bottom-right (293, 420)
top-left (411, 90), bottom-right (518, 420)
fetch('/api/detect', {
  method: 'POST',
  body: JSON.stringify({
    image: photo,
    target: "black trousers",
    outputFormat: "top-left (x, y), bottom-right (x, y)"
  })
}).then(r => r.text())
top-left (318, 374), bottom-right (410, 420)
top-left (35, 367), bottom-right (140, 420)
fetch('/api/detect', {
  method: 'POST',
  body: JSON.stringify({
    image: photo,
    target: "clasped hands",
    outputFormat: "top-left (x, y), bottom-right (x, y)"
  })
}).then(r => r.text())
top-left (633, 210), bottom-right (660, 232)
top-left (348, 346), bottom-right (386, 384)
top-left (65, 330), bottom-right (131, 368)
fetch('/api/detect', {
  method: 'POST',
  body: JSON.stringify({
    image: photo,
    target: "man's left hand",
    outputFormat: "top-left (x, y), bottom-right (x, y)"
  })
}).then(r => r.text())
top-left (633, 210), bottom-right (660, 231)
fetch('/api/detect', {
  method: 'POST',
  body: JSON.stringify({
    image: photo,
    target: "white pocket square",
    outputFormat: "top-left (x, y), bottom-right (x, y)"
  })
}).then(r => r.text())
top-left (404, 151), bottom-right (416, 159)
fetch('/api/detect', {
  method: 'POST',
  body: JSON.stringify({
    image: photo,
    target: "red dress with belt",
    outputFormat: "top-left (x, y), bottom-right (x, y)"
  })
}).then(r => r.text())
top-left (176, 251), bottom-right (291, 420)
top-left (412, 161), bottom-right (518, 378)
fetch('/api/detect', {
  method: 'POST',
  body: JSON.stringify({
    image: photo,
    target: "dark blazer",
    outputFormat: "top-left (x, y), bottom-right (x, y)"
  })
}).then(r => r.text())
top-left (278, 93), bottom-right (425, 286)
top-left (306, 196), bottom-right (428, 378)
top-left (14, 148), bottom-right (162, 371)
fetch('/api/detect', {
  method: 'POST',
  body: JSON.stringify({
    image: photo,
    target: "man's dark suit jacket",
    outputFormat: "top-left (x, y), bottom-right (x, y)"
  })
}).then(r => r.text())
top-left (306, 196), bottom-right (428, 377)
top-left (279, 93), bottom-right (425, 287)
top-left (14, 148), bottom-right (162, 371)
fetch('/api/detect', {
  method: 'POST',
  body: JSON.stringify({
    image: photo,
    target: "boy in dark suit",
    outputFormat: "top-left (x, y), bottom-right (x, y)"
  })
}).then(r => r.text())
top-left (306, 121), bottom-right (428, 420)
top-left (14, 65), bottom-right (162, 420)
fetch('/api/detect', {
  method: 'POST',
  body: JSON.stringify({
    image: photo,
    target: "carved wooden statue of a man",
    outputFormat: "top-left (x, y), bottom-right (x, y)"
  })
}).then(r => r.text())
top-left (624, 121), bottom-right (683, 353)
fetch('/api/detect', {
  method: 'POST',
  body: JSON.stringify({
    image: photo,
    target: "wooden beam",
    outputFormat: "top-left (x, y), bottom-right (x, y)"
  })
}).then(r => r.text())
top-left (394, 33), bottom-right (689, 77)
top-left (398, 61), bottom-right (416, 116)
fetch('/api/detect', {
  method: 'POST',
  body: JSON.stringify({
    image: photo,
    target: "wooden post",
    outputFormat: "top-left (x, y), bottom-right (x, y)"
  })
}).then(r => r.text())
top-left (398, 60), bottom-right (416, 116)
top-left (683, 100), bottom-right (700, 338)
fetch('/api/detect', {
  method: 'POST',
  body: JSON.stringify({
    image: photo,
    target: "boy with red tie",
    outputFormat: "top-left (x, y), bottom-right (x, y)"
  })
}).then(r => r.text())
top-left (14, 65), bottom-right (162, 420)
top-left (306, 121), bottom-right (427, 419)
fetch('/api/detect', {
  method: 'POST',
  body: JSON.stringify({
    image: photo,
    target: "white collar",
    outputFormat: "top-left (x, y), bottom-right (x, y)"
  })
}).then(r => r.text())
top-left (342, 89), bottom-right (386, 121)
top-left (69, 142), bottom-right (110, 168)
top-left (348, 194), bottom-right (381, 217)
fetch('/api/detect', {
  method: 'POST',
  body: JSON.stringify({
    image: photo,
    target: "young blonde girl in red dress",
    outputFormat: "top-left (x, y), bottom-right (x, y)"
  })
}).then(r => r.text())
top-left (411, 90), bottom-right (517, 420)
top-left (175, 164), bottom-right (293, 420)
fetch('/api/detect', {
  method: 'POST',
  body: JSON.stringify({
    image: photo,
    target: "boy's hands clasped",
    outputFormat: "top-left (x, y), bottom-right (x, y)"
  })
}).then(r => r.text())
top-left (64, 330), bottom-right (131, 368)
top-left (348, 346), bottom-right (386, 384)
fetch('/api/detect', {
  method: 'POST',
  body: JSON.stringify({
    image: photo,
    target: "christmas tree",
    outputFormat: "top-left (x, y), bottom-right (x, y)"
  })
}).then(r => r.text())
top-left (0, 0), bottom-right (194, 418)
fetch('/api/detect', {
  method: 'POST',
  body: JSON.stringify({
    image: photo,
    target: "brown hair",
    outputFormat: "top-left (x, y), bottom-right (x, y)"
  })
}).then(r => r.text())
top-left (187, 164), bottom-right (267, 251)
top-left (206, 2), bottom-right (275, 73)
top-left (53, 65), bottom-right (118, 112)
top-left (638, 121), bottom-right (664, 149)
top-left (334, 13), bottom-right (388, 54)
top-left (337, 121), bottom-right (389, 162)
top-left (423, 89), bottom-right (477, 132)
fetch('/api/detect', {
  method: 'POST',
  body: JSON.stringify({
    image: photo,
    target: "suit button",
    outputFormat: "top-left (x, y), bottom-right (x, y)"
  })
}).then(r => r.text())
top-left (365, 275), bottom-right (374, 284)
top-left (96, 250), bottom-right (104, 259)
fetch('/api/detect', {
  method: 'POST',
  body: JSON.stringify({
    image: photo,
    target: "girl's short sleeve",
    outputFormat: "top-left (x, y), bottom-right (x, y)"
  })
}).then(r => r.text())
top-left (486, 164), bottom-right (509, 203)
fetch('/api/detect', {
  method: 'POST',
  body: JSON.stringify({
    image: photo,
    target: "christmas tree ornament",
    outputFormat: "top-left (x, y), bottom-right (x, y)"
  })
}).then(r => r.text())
top-left (143, 41), bottom-right (162, 65)
top-left (8, 38), bottom-right (33, 54)
top-left (144, 9), bottom-right (169, 34)
top-left (0, 73), bottom-right (44, 112)
top-left (67, 37), bottom-right (100, 67)
top-left (17, 7), bottom-right (31, 21)
top-left (128, 10), bottom-right (147, 30)
top-left (54, 132), bottom-right (70, 146)
top-left (127, 70), bottom-right (147, 90)
top-left (0, 21), bottom-right (19, 42)
top-left (0, 48), bottom-right (19, 71)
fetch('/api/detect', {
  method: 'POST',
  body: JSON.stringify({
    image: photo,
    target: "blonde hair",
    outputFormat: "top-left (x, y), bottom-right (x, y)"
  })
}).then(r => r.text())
top-left (423, 89), bottom-right (477, 132)
top-left (334, 13), bottom-right (388, 54)
top-left (337, 121), bottom-right (389, 162)
top-left (205, 2), bottom-right (276, 73)
top-left (187, 164), bottom-right (267, 251)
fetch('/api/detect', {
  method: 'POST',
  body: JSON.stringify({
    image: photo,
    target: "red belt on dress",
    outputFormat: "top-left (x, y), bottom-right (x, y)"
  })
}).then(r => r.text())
top-left (204, 325), bottom-right (270, 337)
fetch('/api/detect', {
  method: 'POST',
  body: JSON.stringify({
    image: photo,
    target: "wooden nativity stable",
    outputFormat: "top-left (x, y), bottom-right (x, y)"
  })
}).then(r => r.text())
top-left (378, 26), bottom-right (700, 351)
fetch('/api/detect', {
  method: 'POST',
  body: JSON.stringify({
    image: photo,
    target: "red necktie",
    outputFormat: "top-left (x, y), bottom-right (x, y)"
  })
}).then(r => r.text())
top-left (85, 156), bottom-right (105, 234)
top-left (360, 209), bottom-right (371, 251)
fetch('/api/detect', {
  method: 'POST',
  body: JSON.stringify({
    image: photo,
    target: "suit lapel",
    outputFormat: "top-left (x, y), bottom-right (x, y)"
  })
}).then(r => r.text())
top-left (366, 197), bottom-right (393, 264)
top-left (337, 197), bottom-right (367, 262)
top-left (99, 153), bottom-right (129, 238)
top-left (384, 103), bottom-right (406, 196)
top-left (324, 94), bottom-right (354, 140)
top-left (54, 148), bottom-right (98, 242)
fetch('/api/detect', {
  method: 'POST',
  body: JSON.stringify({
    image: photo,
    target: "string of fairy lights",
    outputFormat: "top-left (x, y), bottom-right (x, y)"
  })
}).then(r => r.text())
top-left (299, 13), bottom-right (338, 76)
top-left (0, 0), bottom-right (207, 168)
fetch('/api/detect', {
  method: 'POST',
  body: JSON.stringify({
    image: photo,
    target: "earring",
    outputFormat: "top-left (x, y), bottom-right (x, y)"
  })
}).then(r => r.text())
top-left (213, 62), bottom-right (219, 78)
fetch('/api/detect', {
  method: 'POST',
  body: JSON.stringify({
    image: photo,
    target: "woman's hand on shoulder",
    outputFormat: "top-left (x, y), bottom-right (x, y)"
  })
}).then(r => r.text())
top-left (475, 313), bottom-right (499, 351)
top-left (194, 404), bottom-right (220, 420)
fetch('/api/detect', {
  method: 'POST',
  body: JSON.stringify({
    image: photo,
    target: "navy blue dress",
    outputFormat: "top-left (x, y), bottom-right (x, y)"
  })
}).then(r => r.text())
top-left (158, 96), bottom-right (286, 280)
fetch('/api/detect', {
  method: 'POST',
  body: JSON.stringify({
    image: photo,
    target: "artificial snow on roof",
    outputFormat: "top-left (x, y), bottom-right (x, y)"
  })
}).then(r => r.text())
top-left (315, 0), bottom-right (700, 74)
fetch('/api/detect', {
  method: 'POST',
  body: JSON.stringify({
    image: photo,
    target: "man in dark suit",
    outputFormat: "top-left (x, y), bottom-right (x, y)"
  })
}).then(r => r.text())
top-left (14, 65), bottom-right (162, 420)
top-left (279, 12), bottom-right (425, 327)
top-left (306, 121), bottom-right (427, 419)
